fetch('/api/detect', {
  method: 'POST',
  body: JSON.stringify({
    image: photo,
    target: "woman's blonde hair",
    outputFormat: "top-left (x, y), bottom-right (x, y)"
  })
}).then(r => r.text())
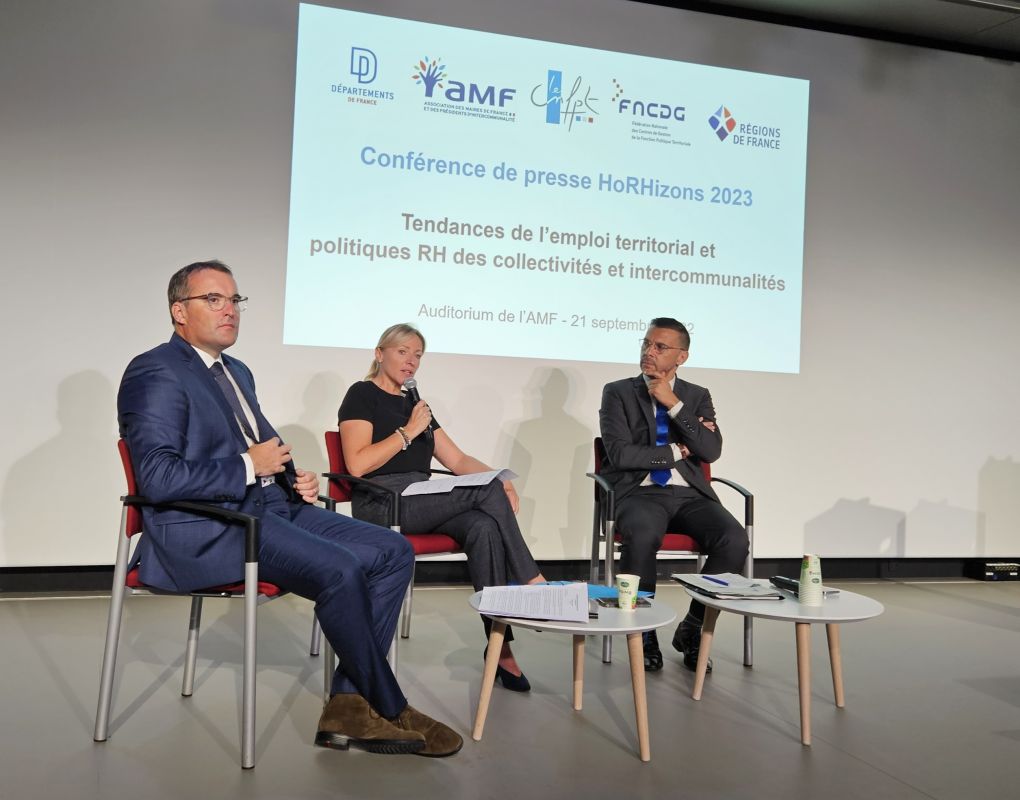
top-left (365, 323), bottom-right (427, 379)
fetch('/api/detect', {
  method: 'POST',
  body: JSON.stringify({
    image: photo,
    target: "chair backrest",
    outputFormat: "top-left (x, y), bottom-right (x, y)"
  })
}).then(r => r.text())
top-left (324, 430), bottom-right (354, 503)
top-left (593, 436), bottom-right (710, 496)
top-left (117, 439), bottom-right (144, 537)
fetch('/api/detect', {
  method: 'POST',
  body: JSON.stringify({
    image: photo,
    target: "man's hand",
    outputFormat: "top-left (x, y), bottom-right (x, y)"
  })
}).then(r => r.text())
top-left (248, 437), bottom-right (292, 476)
top-left (293, 468), bottom-right (320, 504)
top-left (646, 370), bottom-right (679, 408)
top-left (699, 416), bottom-right (717, 433)
top-left (503, 481), bottom-right (520, 514)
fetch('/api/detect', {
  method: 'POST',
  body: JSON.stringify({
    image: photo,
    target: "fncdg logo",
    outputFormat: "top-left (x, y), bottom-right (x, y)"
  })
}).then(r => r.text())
top-left (612, 79), bottom-right (685, 122)
top-left (708, 105), bottom-right (736, 141)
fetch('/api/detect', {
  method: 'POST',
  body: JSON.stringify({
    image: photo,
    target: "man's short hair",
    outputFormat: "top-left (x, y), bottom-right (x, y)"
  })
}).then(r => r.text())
top-left (648, 317), bottom-right (690, 350)
top-left (167, 260), bottom-right (233, 323)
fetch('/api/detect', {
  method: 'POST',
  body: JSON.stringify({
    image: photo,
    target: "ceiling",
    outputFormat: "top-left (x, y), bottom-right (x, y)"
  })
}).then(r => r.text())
top-left (646, 0), bottom-right (1020, 60)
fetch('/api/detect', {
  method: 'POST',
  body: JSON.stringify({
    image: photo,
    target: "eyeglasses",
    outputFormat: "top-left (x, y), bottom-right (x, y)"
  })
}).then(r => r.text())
top-left (178, 293), bottom-right (248, 312)
top-left (639, 338), bottom-right (685, 355)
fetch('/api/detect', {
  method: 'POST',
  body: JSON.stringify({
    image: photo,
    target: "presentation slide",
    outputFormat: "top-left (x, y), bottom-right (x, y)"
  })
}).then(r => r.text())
top-left (284, 3), bottom-right (809, 372)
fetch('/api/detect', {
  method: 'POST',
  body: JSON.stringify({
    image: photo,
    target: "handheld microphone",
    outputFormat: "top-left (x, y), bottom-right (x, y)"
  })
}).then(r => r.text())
top-left (402, 378), bottom-right (434, 441)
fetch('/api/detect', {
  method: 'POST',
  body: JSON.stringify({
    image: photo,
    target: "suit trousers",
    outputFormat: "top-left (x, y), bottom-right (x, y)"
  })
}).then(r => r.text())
top-left (353, 474), bottom-right (542, 642)
top-left (257, 484), bottom-right (413, 718)
top-left (616, 484), bottom-right (749, 605)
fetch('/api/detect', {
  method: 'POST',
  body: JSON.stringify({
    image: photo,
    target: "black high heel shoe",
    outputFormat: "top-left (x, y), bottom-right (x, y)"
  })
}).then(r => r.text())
top-left (483, 649), bottom-right (531, 692)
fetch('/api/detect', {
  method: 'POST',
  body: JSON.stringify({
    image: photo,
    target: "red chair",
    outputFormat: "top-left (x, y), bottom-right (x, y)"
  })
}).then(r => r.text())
top-left (323, 430), bottom-right (465, 641)
top-left (588, 437), bottom-right (755, 665)
top-left (93, 440), bottom-right (327, 769)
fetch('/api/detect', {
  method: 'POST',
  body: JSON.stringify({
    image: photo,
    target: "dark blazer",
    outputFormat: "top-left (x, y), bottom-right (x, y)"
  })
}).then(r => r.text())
top-left (599, 375), bottom-right (722, 503)
top-left (117, 333), bottom-right (296, 592)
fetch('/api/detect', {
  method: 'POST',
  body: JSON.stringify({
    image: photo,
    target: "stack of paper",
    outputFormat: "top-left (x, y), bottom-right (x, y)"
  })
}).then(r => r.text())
top-left (478, 582), bottom-right (589, 623)
top-left (672, 573), bottom-right (784, 600)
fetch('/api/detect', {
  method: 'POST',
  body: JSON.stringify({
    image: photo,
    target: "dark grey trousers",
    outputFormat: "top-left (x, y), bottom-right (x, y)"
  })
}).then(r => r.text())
top-left (353, 472), bottom-right (542, 642)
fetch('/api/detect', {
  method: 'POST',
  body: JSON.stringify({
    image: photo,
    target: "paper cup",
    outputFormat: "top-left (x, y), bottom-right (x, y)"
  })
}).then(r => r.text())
top-left (616, 574), bottom-right (641, 611)
top-left (799, 554), bottom-right (823, 606)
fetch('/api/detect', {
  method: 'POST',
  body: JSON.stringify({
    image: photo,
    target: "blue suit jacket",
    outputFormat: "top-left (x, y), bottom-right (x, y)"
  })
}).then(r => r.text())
top-left (117, 333), bottom-right (296, 592)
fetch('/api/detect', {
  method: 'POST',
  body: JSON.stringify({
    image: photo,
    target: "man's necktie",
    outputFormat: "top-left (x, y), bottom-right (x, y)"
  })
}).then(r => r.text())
top-left (650, 402), bottom-right (671, 487)
top-left (209, 362), bottom-right (257, 441)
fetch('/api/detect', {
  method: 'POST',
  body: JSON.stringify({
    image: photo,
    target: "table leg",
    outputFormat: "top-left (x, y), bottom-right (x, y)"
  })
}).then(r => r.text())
top-left (626, 632), bottom-right (651, 762)
top-left (796, 622), bottom-right (811, 746)
top-left (691, 606), bottom-right (720, 701)
top-left (826, 623), bottom-right (845, 708)
top-left (572, 634), bottom-right (585, 711)
top-left (472, 622), bottom-right (507, 741)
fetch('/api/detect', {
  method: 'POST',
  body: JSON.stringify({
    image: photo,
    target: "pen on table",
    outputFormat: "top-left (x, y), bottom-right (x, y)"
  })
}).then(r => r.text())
top-left (703, 575), bottom-right (729, 586)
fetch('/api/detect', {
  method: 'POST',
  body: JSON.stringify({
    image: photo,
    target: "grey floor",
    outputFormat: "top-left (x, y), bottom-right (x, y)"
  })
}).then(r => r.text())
top-left (2, 580), bottom-right (1018, 800)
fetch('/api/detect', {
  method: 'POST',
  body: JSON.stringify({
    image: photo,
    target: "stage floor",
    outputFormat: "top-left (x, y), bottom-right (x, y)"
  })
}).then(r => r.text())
top-left (2, 580), bottom-right (1017, 799)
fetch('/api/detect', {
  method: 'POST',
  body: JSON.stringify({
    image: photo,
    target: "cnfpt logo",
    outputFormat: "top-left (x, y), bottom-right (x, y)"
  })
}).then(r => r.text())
top-left (531, 70), bottom-right (598, 130)
top-left (708, 105), bottom-right (736, 141)
top-left (411, 56), bottom-right (516, 107)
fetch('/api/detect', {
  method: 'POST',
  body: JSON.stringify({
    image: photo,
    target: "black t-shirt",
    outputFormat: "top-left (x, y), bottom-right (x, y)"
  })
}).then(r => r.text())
top-left (337, 380), bottom-right (441, 477)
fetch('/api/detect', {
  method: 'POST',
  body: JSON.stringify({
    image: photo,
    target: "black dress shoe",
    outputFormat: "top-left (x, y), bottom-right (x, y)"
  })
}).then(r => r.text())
top-left (484, 649), bottom-right (531, 692)
top-left (642, 630), bottom-right (663, 672)
top-left (672, 619), bottom-right (712, 673)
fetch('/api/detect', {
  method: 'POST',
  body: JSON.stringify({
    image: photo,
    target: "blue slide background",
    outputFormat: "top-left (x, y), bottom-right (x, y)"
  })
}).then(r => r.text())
top-left (285, 3), bottom-right (809, 372)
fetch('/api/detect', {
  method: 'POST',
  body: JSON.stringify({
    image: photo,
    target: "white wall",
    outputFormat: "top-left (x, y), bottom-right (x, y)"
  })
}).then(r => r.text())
top-left (2, 0), bottom-right (1018, 566)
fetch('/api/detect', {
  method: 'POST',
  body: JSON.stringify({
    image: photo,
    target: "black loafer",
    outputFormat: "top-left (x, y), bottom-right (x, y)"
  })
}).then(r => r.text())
top-left (484, 649), bottom-right (531, 692)
top-left (672, 620), bottom-right (712, 673)
top-left (642, 630), bottom-right (663, 672)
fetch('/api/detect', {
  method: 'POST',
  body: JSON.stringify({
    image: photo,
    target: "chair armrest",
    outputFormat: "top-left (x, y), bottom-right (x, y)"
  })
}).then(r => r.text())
top-left (709, 476), bottom-right (754, 527)
top-left (122, 495), bottom-right (261, 562)
top-left (585, 472), bottom-right (615, 520)
top-left (321, 472), bottom-right (401, 527)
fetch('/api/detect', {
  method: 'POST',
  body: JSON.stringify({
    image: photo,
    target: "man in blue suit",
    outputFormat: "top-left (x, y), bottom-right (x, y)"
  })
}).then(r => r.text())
top-left (117, 259), bottom-right (461, 757)
top-left (599, 317), bottom-right (748, 673)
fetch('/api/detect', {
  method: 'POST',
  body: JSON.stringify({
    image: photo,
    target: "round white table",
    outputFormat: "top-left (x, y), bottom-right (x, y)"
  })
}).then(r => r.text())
top-left (683, 583), bottom-right (884, 745)
top-left (469, 590), bottom-right (676, 762)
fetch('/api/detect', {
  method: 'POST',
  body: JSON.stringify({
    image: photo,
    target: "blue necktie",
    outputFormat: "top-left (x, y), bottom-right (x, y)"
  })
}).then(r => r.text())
top-left (649, 402), bottom-right (671, 487)
top-left (210, 362), bottom-right (257, 441)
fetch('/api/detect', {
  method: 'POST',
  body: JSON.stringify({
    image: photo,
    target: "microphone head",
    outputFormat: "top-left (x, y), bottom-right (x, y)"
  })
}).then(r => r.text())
top-left (402, 378), bottom-right (417, 390)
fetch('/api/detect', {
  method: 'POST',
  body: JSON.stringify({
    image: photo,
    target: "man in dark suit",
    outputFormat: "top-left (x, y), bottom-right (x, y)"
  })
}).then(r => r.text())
top-left (599, 317), bottom-right (748, 672)
top-left (117, 259), bottom-right (461, 757)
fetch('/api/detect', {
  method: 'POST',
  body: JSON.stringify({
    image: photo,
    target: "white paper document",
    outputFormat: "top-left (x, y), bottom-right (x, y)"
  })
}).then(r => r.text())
top-left (401, 469), bottom-right (518, 496)
top-left (478, 583), bottom-right (589, 623)
top-left (672, 573), bottom-right (784, 600)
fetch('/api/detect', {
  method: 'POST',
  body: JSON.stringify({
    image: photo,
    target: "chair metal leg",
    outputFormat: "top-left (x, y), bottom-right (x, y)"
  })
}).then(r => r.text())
top-left (181, 596), bottom-right (203, 697)
top-left (94, 519), bottom-right (131, 742)
top-left (743, 524), bottom-right (754, 666)
top-left (241, 562), bottom-right (258, 770)
top-left (322, 640), bottom-right (334, 705)
top-left (602, 522), bottom-right (616, 664)
top-left (399, 563), bottom-right (415, 639)
top-left (309, 614), bottom-right (322, 657)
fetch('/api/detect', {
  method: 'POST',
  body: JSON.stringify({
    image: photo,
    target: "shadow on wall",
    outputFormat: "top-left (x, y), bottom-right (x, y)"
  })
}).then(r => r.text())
top-left (977, 457), bottom-right (1020, 557)
top-left (903, 499), bottom-right (982, 557)
top-left (1, 371), bottom-right (118, 564)
top-left (275, 371), bottom-right (348, 479)
top-left (803, 497), bottom-right (905, 557)
top-left (501, 367), bottom-right (592, 558)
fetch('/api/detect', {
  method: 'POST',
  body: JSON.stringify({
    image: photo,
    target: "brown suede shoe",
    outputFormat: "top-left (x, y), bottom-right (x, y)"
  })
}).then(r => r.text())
top-left (393, 705), bottom-right (464, 758)
top-left (315, 694), bottom-right (425, 755)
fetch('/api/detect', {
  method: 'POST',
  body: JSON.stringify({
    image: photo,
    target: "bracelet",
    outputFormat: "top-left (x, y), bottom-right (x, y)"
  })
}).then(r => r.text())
top-left (395, 427), bottom-right (410, 450)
